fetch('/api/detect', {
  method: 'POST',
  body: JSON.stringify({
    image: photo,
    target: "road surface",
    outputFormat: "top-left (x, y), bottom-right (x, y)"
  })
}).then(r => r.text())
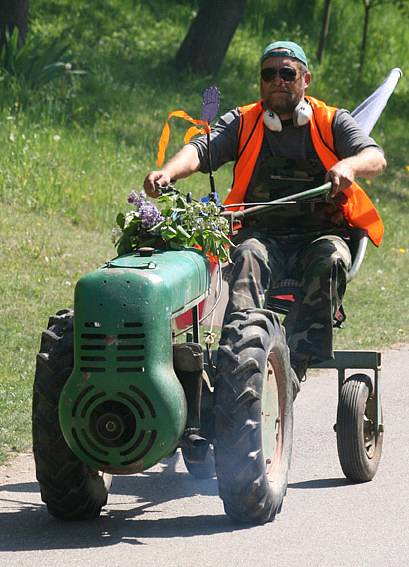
top-left (1, 346), bottom-right (408, 566)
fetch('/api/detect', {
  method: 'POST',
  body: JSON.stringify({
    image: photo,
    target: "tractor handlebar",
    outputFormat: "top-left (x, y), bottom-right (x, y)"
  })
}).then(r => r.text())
top-left (222, 182), bottom-right (333, 221)
top-left (152, 181), bottom-right (333, 224)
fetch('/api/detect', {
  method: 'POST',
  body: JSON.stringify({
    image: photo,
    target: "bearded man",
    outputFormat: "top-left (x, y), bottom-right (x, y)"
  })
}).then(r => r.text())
top-left (144, 41), bottom-right (386, 395)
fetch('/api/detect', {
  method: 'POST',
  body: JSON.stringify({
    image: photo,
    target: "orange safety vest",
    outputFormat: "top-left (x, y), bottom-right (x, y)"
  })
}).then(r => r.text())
top-left (224, 96), bottom-right (384, 246)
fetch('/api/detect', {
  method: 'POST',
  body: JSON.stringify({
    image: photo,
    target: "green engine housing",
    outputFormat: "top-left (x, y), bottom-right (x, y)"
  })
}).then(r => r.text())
top-left (59, 248), bottom-right (210, 474)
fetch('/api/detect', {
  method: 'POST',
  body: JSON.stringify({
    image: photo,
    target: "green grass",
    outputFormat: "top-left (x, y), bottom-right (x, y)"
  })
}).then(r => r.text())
top-left (0, 204), bottom-right (113, 462)
top-left (334, 174), bottom-right (409, 350)
top-left (0, 0), bottom-right (408, 463)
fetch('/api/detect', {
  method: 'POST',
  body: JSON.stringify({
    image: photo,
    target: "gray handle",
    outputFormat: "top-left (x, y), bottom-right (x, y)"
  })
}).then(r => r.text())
top-left (227, 182), bottom-right (333, 220)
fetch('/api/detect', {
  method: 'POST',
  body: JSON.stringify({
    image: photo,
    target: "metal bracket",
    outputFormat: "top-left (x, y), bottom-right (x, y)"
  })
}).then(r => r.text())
top-left (311, 350), bottom-right (383, 436)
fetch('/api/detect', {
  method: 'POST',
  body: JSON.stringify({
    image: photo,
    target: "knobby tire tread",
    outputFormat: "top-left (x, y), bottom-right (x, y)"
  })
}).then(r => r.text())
top-left (32, 309), bottom-right (110, 520)
top-left (214, 309), bottom-right (293, 524)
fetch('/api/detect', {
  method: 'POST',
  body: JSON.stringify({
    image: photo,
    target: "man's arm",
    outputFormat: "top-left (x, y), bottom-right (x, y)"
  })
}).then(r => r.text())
top-left (143, 145), bottom-right (201, 197)
top-left (144, 109), bottom-right (240, 197)
top-left (326, 147), bottom-right (387, 196)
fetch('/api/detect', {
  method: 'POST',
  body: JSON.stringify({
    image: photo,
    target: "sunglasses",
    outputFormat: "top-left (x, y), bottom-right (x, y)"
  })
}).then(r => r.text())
top-left (260, 66), bottom-right (298, 83)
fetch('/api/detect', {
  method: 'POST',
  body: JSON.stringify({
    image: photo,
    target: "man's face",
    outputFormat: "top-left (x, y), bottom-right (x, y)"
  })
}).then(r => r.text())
top-left (260, 55), bottom-right (311, 117)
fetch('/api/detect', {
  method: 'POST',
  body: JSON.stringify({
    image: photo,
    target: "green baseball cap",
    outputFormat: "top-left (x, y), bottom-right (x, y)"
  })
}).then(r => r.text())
top-left (261, 41), bottom-right (308, 67)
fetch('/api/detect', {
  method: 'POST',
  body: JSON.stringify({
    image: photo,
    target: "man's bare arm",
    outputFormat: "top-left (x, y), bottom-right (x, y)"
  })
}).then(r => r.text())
top-left (143, 145), bottom-right (201, 197)
top-left (326, 147), bottom-right (387, 196)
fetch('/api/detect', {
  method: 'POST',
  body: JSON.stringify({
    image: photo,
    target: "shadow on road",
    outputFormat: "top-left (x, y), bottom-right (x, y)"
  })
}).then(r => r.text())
top-left (0, 454), bottom-right (251, 552)
top-left (289, 477), bottom-right (352, 489)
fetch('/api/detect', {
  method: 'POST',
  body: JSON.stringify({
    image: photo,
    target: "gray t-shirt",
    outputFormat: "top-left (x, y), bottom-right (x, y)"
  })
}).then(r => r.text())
top-left (190, 103), bottom-right (383, 234)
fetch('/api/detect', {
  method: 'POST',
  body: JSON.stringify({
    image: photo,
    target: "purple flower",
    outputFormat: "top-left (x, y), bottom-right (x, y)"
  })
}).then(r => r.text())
top-left (139, 202), bottom-right (163, 230)
top-left (128, 190), bottom-right (146, 208)
top-left (128, 190), bottom-right (138, 204)
top-left (125, 190), bottom-right (163, 231)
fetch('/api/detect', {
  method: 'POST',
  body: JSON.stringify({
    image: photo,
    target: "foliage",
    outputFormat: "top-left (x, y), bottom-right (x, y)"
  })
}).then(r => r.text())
top-left (114, 190), bottom-right (164, 255)
top-left (0, 28), bottom-right (84, 90)
top-left (114, 190), bottom-right (232, 262)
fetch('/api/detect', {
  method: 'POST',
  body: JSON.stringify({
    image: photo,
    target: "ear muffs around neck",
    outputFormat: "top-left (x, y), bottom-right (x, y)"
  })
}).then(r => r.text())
top-left (263, 99), bottom-right (312, 131)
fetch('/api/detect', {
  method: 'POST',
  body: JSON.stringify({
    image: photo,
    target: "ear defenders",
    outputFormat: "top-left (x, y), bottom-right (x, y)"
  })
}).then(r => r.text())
top-left (263, 99), bottom-right (312, 132)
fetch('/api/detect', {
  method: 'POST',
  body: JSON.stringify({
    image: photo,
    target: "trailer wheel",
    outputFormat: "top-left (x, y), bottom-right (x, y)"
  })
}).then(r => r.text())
top-left (32, 309), bottom-right (112, 520)
top-left (214, 309), bottom-right (293, 524)
top-left (336, 373), bottom-right (383, 482)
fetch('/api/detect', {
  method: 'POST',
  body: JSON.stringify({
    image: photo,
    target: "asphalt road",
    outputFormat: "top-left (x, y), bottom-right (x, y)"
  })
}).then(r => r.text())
top-left (1, 346), bottom-right (408, 567)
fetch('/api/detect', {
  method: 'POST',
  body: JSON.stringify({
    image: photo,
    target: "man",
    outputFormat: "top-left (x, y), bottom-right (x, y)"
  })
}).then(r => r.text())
top-left (144, 40), bottom-right (386, 392)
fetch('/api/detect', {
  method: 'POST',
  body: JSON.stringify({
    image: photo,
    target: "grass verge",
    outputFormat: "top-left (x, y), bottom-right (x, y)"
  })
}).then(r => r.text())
top-left (0, 204), bottom-right (112, 463)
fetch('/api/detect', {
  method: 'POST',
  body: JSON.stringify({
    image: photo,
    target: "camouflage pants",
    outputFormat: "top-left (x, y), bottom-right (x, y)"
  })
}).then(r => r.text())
top-left (223, 232), bottom-right (352, 364)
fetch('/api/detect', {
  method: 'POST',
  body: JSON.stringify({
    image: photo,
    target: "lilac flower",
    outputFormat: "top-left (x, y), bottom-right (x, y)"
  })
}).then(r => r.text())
top-left (128, 190), bottom-right (146, 208)
top-left (135, 194), bottom-right (147, 209)
top-left (125, 190), bottom-right (163, 230)
top-left (127, 190), bottom-right (138, 204)
top-left (139, 201), bottom-right (163, 230)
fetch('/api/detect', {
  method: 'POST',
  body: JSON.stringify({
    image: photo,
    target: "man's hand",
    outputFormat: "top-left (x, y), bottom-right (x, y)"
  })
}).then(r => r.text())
top-left (325, 148), bottom-right (386, 198)
top-left (142, 145), bottom-right (202, 198)
top-left (143, 171), bottom-right (172, 198)
top-left (325, 160), bottom-right (356, 197)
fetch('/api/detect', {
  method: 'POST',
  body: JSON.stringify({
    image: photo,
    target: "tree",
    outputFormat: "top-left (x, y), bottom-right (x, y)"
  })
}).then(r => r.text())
top-left (316, 0), bottom-right (332, 64)
top-left (0, 0), bottom-right (29, 48)
top-left (359, 0), bottom-right (374, 75)
top-left (175, 0), bottom-right (247, 76)
top-left (359, 0), bottom-right (405, 75)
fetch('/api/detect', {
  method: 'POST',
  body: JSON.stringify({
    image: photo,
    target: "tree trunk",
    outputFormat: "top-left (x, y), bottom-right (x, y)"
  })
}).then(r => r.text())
top-left (359, 0), bottom-right (371, 76)
top-left (0, 0), bottom-right (29, 48)
top-left (175, 0), bottom-right (247, 76)
top-left (316, 0), bottom-right (332, 64)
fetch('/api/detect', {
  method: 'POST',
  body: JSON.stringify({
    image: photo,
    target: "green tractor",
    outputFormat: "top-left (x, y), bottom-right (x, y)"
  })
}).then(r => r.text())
top-left (32, 184), bottom-right (384, 525)
top-left (32, 234), bottom-right (294, 524)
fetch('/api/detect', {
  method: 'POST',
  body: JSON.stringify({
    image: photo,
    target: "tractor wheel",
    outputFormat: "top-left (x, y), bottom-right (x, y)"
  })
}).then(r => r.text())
top-left (32, 309), bottom-right (112, 520)
top-left (336, 373), bottom-right (383, 482)
top-left (181, 443), bottom-right (216, 479)
top-left (214, 309), bottom-right (293, 524)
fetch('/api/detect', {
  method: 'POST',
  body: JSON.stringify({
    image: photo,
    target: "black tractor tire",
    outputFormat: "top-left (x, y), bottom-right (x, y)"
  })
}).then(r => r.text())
top-left (336, 373), bottom-right (383, 482)
top-left (214, 309), bottom-right (293, 524)
top-left (32, 309), bottom-right (112, 520)
top-left (181, 443), bottom-right (216, 479)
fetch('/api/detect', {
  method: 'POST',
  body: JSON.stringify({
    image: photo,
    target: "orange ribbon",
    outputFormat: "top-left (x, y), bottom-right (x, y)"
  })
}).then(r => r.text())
top-left (156, 110), bottom-right (211, 167)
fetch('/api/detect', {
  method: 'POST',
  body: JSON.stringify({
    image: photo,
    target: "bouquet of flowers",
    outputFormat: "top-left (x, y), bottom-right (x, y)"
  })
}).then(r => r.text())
top-left (113, 190), bottom-right (232, 262)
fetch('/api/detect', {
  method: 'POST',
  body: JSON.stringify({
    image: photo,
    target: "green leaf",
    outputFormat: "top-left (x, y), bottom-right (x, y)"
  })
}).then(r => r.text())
top-left (116, 212), bottom-right (125, 229)
top-left (0, 29), bottom-right (84, 89)
top-left (176, 225), bottom-right (191, 239)
top-left (220, 233), bottom-right (234, 245)
top-left (162, 226), bottom-right (178, 239)
top-left (116, 233), bottom-right (134, 255)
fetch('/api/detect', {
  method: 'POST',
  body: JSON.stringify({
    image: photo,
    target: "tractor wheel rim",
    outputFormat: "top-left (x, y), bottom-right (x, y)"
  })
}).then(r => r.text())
top-left (363, 394), bottom-right (376, 458)
top-left (262, 355), bottom-right (282, 475)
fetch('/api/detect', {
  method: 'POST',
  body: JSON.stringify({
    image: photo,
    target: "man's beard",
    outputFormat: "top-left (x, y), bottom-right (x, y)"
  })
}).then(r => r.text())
top-left (264, 92), bottom-right (299, 115)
